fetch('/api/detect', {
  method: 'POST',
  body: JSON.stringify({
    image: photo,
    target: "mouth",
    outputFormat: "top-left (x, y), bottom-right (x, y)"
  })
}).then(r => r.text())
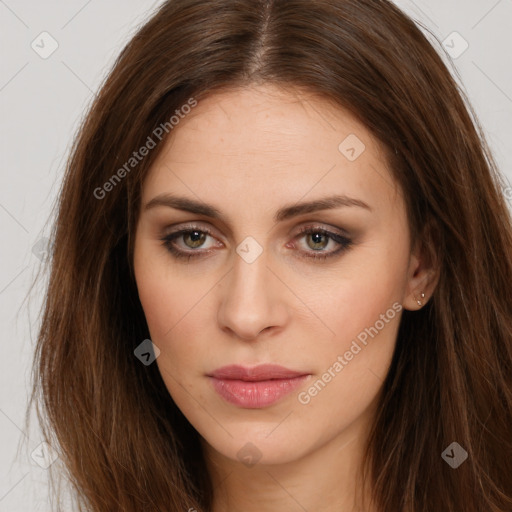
top-left (207, 364), bottom-right (311, 409)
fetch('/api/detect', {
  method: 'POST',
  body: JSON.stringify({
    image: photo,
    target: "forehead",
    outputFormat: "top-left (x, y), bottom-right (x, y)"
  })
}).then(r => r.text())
top-left (143, 84), bottom-right (401, 218)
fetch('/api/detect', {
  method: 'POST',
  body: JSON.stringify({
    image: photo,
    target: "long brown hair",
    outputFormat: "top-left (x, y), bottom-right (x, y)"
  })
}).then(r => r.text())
top-left (27, 0), bottom-right (512, 510)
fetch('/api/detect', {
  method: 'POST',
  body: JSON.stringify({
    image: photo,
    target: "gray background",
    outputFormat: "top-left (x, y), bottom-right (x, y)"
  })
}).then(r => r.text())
top-left (1, 0), bottom-right (511, 509)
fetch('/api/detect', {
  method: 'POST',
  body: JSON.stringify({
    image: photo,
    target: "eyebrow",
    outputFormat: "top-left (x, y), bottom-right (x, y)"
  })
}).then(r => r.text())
top-left (144, 193), bottom-right (372, 222)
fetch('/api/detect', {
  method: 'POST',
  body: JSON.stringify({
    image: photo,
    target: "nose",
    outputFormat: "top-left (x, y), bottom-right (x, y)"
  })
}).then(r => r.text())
top-left (216, 248), bottom-right (290, 341)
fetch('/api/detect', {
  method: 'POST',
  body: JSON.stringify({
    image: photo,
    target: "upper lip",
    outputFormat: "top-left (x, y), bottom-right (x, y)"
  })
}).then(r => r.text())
top-left (209, 364), bottom-right (309, 381)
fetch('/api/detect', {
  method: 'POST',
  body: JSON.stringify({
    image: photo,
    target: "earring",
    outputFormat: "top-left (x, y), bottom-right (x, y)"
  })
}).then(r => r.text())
top-left (417, 292), bottom-right (426, 306)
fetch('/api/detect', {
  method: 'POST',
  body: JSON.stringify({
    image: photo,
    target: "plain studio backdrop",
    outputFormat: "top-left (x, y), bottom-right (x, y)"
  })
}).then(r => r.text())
top-left (0, 0), bottom-right (511, 509)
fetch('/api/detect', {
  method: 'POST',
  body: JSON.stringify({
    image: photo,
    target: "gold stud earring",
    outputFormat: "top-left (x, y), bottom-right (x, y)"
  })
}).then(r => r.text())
top-left (417, 292), bottom-right (426, 306)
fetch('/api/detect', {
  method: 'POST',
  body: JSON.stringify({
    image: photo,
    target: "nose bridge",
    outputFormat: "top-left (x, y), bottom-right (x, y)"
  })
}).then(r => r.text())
top-left (217, 241), bottom-right (287, 340)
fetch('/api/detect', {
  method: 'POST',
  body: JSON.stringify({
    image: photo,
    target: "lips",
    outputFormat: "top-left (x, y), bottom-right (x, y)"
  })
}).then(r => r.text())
top-left (208, 364), bottom-right (311, 408)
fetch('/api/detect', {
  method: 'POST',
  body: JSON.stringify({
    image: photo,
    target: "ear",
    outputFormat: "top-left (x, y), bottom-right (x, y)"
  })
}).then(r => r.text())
top-left (403, 219), bottom-right (440, 311)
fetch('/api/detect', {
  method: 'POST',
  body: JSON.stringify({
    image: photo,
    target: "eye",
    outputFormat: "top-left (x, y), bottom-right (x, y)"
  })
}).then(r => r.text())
top-left (291, 225), bottom-right (353, 261)
top-left (160, 223), bottom-right (353, 262)
top-left (160, 225), bottom-right (221, 261)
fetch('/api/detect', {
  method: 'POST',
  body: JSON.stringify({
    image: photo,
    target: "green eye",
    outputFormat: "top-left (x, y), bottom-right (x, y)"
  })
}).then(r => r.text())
top-left (294, 226), bottom-right (353, 261)
top-left (160, 224), bottom-right (353, 262)
top-left (182, 230), bottom-right (207, 249)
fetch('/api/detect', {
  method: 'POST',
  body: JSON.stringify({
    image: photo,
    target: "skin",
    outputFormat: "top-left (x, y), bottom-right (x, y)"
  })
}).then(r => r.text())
top-left (133, 84), bottom-right (437, 512)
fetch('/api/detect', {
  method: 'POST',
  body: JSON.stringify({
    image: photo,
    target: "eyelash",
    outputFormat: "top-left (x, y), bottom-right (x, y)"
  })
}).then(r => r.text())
top-left (160, 224), bottom-right (353, 262)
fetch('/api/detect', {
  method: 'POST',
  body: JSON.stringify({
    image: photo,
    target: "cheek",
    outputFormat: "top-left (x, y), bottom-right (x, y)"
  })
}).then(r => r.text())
top-left (313, 280), bottom-right (400, 382)
top-left (297, 282), bottom-right (401, 433)
top-left (296, 239), bottom-right (406, 401)
top-left (133, 246), bottom-right (215, 389)
top-left (134, 242), bottom-right (205, 341)
top-left (304, 255), bottom-right (405, 352)
top-left (136, 274), bottom-right (207, 365)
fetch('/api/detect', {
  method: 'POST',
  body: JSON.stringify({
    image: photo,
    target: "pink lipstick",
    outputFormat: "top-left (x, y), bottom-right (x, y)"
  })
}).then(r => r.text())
top-left (208, 364), bottom-right (310, 408)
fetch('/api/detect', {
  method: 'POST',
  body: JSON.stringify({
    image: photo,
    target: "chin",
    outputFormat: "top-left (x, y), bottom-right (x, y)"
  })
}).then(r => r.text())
top-left (198, 421), bottom-right (315, 467)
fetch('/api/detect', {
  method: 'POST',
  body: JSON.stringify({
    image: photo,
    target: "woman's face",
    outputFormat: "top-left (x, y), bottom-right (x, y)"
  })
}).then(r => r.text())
top-left (133, 84), bottom-right (425, 466)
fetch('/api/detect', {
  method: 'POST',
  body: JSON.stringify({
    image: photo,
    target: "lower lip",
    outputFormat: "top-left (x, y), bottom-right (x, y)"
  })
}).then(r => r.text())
top-left (209, 375), bottom-right (310, 408)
